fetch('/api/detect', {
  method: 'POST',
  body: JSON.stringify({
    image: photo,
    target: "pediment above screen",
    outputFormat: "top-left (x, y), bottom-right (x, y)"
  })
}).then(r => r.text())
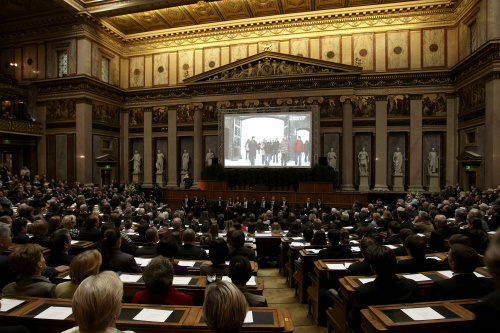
top-left (183, 51), bottom-right (362, 84)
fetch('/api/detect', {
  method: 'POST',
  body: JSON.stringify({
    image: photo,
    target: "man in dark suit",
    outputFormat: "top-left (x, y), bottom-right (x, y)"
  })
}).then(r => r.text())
top-left (348, 245), bottom-right (420, 333)
top-left (259, 196), bottom-right (269, 215)
top-left (396, 234), bottom-right (441, 273)
top-left (214, 196), bottom-right (225, 217)
top-left (317, 229), bottom-right (353, 260)
top-left (314, 198), bottom-right (324, 213)
top-left (269, 196), bottom-right (278, 216)
top-left (0, 223), bottom-right (17, 290)
top-left (428, 244), bottom-right (494, 301)
top-left (383, 221), bottom-right (402, 244)
top-left (303, 197), bottom-right (312, 215)
top-left (398, 210), bottom-right (415, 232)
top-left (487, 205), bottom-right (500, 231)
top-left (177, 228), bottom-right (207, 260)
top-left (429, 214), bottom-right (458, 252)
top-left (45, 229), bottom-right (75, 267)
top-left (345, 236), bottom-right (379, 276)
top-left (280, 196), bottom-right (290, 219)
top-left (228, 230), bottom-right (256, 261)
top-left (135, 227), bottom-right (158, 258)
top-left (181, 194), bottom-right (192, 214)
top-left (78, 215), bottom-right (102, 242)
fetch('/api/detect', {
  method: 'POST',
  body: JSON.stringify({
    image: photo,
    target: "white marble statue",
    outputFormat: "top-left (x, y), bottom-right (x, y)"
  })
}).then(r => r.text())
top-left (182, 150), bottom-right (190, 173)
top-left (130, 151), bottom-right (141, 173)
top-left (206, 149), bottom-right (215, 166)
top-left (428, 147), bottom-right (439, 174)
top-left (393, 148), bottom-right (403, 175)
top-left (156, 150), bottom-right (165, 173)
top-left (358, 147), bottom-right (369, 175)
top-left (327, 148), bottom-right (337, 171)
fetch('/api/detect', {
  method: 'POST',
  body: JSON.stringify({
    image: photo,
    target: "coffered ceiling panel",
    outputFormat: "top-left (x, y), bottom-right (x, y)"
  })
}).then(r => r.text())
top-left (157, 8), bottom-right (197, 28)
top-left (130, 11), bottom-right (169, 30)
top-left (186, 2), bottom-right (223, 24)
top-left (280, 0), bottom-right (313, 14)
top-left (247, 0), bottom-right (281, 17)
top-left (315, 0), bottom-right (345, 11)
top-left (215, 0), bottom-right (252, 20)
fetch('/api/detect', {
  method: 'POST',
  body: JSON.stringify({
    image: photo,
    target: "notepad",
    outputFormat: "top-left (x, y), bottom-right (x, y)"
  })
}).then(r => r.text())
top-left (404, 273), bottom-right (431, 282)
top-left (401, 307), bottom-right (445, 321)
top-left (133, 309), bottom-right (173, 323)
top-left (358, 278), bottom-right (375, 284)
top-left (0, 299), bottom-right (25, 312)
top-left (178, 261), bottom-right (196, 267)
top-left (327, 264), bottom-right (347, 270)
top-left (437, 270), bottom-right (454, 278)
top-left (119, 274), bottom-right (142, 283)
top-left (34, 306), bottom-right (73, 320)
top-left (384, 244), bottom-right (397, 249)
top-left (244, 311), bottom-right (254, 324)
top-left (173, 277), bottom-right (192, 285)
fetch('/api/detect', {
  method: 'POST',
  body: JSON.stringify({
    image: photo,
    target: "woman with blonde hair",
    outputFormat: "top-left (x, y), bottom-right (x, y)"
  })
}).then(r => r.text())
top-left (55, 250), bottom-right (102, 299)
top-left (63, 271), bottom-right (134, 333)
top-left (62, 215), bottom-right (80, 239)
top-left (271, 222), bottom-right (281, 235)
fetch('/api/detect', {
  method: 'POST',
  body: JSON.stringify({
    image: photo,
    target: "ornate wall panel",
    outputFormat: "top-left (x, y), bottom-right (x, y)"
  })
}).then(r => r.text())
top-left (422, 28), bottom-right (447, 68)
top-left (22, 44), bottom-right (37, 80)
top-left (129, 108), bottom-right (144, 126)
top-left (177, 49), bottom-right (194, 83)
top-left (46, 99), bottom-right (76, 122)
top-left (152, 106), bottom-right (168, 125)
top-left (422, 94), bottom-right (447, 116)
top-left (320, 36), bottom-right (341, 63)
top-left (386, 30), bottom-right (409, 71)
top-left (0, 47), bottom-right (15, 77)
top-left (92, 101), bottom-right (120, 125)
top-left (203, 47), bottom-right (221, 72)
top-left (353, 96), bottom-right (375, 118)
top-left (290, 38), bottom-right (310, 57)
top-left (352, 33), bottom-right (375, 72)
top-left (387, 95), bottom-right (410, 117)
top-left (91, 42), bottom-right (100, 78)
top-left (153, 53), bottom-right (169, 86)
top-left (258, 41), bottom-right (279, 53)
top-left (230, 44), bottom-right (248, 62)
top-left (129, 56), bottom-right (145, 88)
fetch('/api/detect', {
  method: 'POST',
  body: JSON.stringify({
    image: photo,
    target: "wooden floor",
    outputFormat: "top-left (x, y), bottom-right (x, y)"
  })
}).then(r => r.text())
top-left (259, 267), bottom-right (327, 333)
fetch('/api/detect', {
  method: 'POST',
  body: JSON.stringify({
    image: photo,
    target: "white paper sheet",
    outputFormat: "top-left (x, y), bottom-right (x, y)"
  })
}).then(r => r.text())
top-left (404, 273), bottom-right (431, 282)
top-left (173, 277), bottom-right (192, 285)
top-left (426, 256), bottom-right (441, 261)
top-left (488, 231), bottom-right (496, 235)
top-left (344, 263), bottom-right (352, 269)
top-left (34, 306), bottom-right (73, 320)
top-left (401, 307), bottom-right (445, 321)
top-left (220, 276), bottom-right (256, 286)
top-left (177, 261), bottom-right (196, 267)
top-left (308, 249), bottom-right (321, 253)
top-left (437, 270), bottom-right (453, 278)
top-left (358, 278), bottom-right (375, 284)
top-left (70, 240), bottom-right (80, 245)
top-left (244, 311), bottom-right (253, 324)
top-left (351, 247), bottom-right (361, 252)
top-left (135, 258), bottom-right (152, 267)
top-left (327, 264), bottom-right (347, 270)
top-left (0, 299), bottom-right (25, 312)
top-left (384, 245), bottom-right (397, 249)
top-left (133, 309), bottom-right (173, 323)
top-left (474, 272), bottom-right (485, 278)
top-left (344, 226), bottom-right (354, 230)
top-left (255, 233), bottom-right (273, 237)
top-left (290, 242), bottom-right (305, 247)
top-left (417, 233), bottom-right (427, 237)
top-left (350, 240), bottom-right (359, 244)
top-left (63, 274), bottom-right (71, 280)
top-left (291, 237), bottom-right (303, 240)
top-left (119, 274), bottom-right (142, 283)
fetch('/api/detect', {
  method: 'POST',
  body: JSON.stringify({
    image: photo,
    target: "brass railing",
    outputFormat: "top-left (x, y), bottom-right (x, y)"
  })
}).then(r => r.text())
top-left (0, 118), bottom-right (43, 135)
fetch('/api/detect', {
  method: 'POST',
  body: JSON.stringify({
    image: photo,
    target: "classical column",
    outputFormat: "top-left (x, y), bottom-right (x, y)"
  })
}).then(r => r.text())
top-left (341, 98), bottom-right (355, 191)
top-left (36, 101), bottom-right (46, 177)
top-left (167, 107), bottom-right (178, 187)
top-left (373, 98), bottom-right (389, 191)
top-left (142, 108), bottom-right (153, 187)
top-left (408, 95), bottom-right (424, 192)
top-left (120, 110), bottom-right (129, 184)
top-left (446, 94), bottom-right (458, 185)
top-left (484, 76), bottom-right (500, 187)
top-left (75, 98), bottom-right (93, 187)
top-left (192, 103), bottom-right (203, 188)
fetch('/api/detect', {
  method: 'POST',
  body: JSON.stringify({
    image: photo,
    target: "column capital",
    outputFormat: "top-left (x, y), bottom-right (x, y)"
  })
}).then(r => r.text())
top-left (340, 96), bottom-right (353, 103)
top-left (143, 107), bottom-right (153, 113)
top-left (75, 97), bottom-right (93, 105)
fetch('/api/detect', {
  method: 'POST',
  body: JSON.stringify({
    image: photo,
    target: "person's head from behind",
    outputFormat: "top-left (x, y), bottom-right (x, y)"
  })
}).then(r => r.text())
top-left (0, 223), bottom-right (12, 252)
top-left (367, 245), bottom-right (396, 278)
top-left (31, 220), bottom-right (49, 237)
top-left (145, 227), bottom-right (158, 244)
top-left (360, 237), bottom-right (378, 259)
top-left (302, 228), bottom-right (314, 242)
top-left (156, 236), bottom-right (178, 259)
top-left (327, 229), bottom-right (341, 246)
top-left (448, 244), bottom-right (478, 274)
top-left (9, 243), bottom-right (45, 275)
top-left (228, 255), bottom-right (252, 286)
top-left (70, 250), bottom-right (102, 285)
top-left (50, 228), bottom-right (72, 253)
top-left (12, 217), bottom-right (28, 234)
top-left (72, 271), bottom-right (123, 333)
top-left (209, 238), bottom-right (229, 266)
top-left (203, 280), bottom-right (248, 333)
top-left (448, 233), bottom-right (472, 247)
top-left (398, 228), bottom-right (414, 245)
top-left (230, 230), bottom-right (245, 249)
top-left (485, 231), bottom-right (500, 282)
top-left (182, 228), bottom-right (196, 243)
top-left (388, 221), bottom-right (401, 235)
top-left (404, 234), bottom-right (427, 258)
top-left (143, 256), bottom-right (173, 293)
top-left (311, 230), bottom-right (327, 246)
top-left (62, 215), bottom-right (77, 229)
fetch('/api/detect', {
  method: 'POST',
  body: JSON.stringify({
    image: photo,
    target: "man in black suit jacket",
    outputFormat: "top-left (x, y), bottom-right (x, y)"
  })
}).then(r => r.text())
top-left (268, 196), bottom-right (278, 216)
top-left (348, 245), bottom-right (420, 333)
top-left (303, 197), bottom-right (312, 215)
top-left (259, 196), bottom-right (269, 215)
top-left (396, 234), bottom-right (441, 273)
top-left (429, 214), bottom-right (458, 252)
top-left (176, 228), bottom-right (207, 260)
top-left (384, 221), bottom-right (402, 245)
top-left (181, 194), bottom-right (192, 214)
top-left (314, 198), bottom-right (324, 213)
top-left (135, 227), bottom-right (158, 258)
top-left (428, 244), bottom-right (494, 301)
top-left (317, 229), bottom-right (353, 260)
top-left (398, 210), bottom-right (415, 232)
top-left (214, 196), bottom-right (225, 217)
top-left (280, 196), bottom-right (290, 219)
top-left (45, 229), bottom-right (75, 267)
top-left (228, 230), bottom-right (256, 261)
top-left (487, 205), bottom-right (500, 231)
top-left (345, 237), bottom-right (379, 276)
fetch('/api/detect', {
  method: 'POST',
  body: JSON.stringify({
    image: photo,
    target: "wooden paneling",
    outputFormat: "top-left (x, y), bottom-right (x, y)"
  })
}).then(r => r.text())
top-left (67, 134), bottom-right (75, 185)
top-left (47, 135), bottom-right (56, 180)
top-left (196, 180), bottom-right (227, 191)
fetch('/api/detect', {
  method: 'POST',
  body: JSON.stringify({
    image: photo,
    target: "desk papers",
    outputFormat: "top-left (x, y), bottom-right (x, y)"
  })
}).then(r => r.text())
top-left (0, 299), bottom-right (25, 312)
top-left (34, 306), bottom-right (72, 320)
top-left (401, 307), bottom-right (445, 321)
top-left (119, 274), bottom-right (142, 283)
top-left (133, 309), bottom-right (173, 323)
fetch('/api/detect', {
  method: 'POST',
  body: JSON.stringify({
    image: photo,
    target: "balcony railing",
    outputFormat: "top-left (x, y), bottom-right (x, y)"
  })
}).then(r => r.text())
top-left (0, 118), bottom-right (43, 135)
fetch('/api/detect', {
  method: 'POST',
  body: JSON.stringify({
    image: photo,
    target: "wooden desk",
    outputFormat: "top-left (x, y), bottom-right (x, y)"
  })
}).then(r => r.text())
top-left (254, 234), bottom-right (283, 261)
top-left (5, 243), bottom-right (50, 254)
top-left (361, 300), bottom-right (477, 333)
top-left (279, 237), bottom-right (293, 277)
top-left (4, 297), bottom-right (294, 333)
top-left (134, 258), bottom-right (259, 276)
top-left (293, 249), bottom-right (322, 304)
top-left (68, 240), bottom-right (94, 255)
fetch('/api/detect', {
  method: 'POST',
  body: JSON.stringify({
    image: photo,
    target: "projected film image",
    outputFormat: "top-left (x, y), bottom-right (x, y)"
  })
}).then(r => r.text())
top-left (224, 112), bottom-right (312, 168)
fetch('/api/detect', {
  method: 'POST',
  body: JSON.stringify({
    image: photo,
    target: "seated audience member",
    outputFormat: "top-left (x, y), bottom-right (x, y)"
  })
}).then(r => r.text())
top-left (246, 222), bottom-right (256, 237)
top-left (156, 236), bottom-right (189, 275)
top-left (475, 231), bottom-right (500, 331)
top-left (317, 229), bottom-right (353, 260)
top-left (302, 227), bottom-right (314, 242)
top-left (55, 249), bottom-right (102, 299)
top-left (429, 214), bottom-right (458, 252)
top-left (135, 227), bottom-right (158, 258)
top-left (428, 244), bottom-right (494, 301)
top-left (48, 216), bottom-right (62, 235)
top-left (347, 245), bottom-right (420, 333)
top-left (345, 237), bottom-right (379, 276)
top-left (29, 219), bottom-right (50, 247)
top-left (462, 217), bottom-right (489, 254)
top-left (0, 302), bottom-right (30, 333)
top-left (0, 223), bottom-right (17, 290)
top-left (413, 211), bottom-right (434, 233)
top-left (486, 205), bottom-right (500, 231)
top-left (132, 256), bottom-right (193, 305)
top-left (202, 280), bottom-right (249, 333)
top-left (285, 221), bottom-right (302, 238)
top-left (2, 243), bottom-right (56, 298)
top-left (11, 217), bottom-right (29, 244)
top-left (396, 234), bottom-right (441, 273)
top-left (310, 230), bottom-right (327, 246)
top-left (78, 214), bottom-right (101, 242)
top-left (63, 271), bottom-right (134, 333)
top-left (101, 228), bottom-right (141, 273)
top-left (177, 228), bottom-right (208, 260)
top-left (229, 256), bottom-right (267, 307)
top-left (228, 230), bottom-right (256, 261)
top-left (209, 223), bottom-right (219, 239)
top-left (199, 232), bottom-right (212, 247)
top-left (393, 228), bottom-right (413, 256)
top-left (271, 222), bottom-right (281, 235)
top-left (383, 221), bottom-right (401, 244)
top-left (200, 238), bottom-right (230, 277)
top-left (62, 215), bottom-right (80, 240)
top-left (45, 228), bottom-right (75, 267)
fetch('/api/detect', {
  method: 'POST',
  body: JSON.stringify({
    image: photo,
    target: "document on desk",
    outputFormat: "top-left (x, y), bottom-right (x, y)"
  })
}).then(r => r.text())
top-left (326, 264), bottom-right (347, 270)
top-left (70, 240), bottom-right (80, 244)
top-left (426, 256), bottom-right (441, 261)
top-left (34, 306), bottom-right (73, 320)
top-left (133, 309), bottom-right (173, 323)
top-left (404, 273), bottom-right (431, 282)
top-left (384, 245), bottom-right (397, 249)
top-left (178, 261), bottom-right (196, 267)
top-left (291, 237), bottom-right (303, 240)
top-left (119, 274), bottom-right (142, 283)
top-left (437, 270), bottom-right (454, 278)
top-left (401, 307), bottom-right (445, 321)
top-left (344, 262), bottom-right (352, 268)
top-left (244, 311), bottom-right (254, 324)
top-left (173, 277), bottom-right (192, 285)
top-left (474, 272), bottom-right (485, 278)
top-left (0, 299), bottom-right (25, 312)
top-left (351, 246), bottom-right (361, 252)
top-left (358, 278), bottom-right (375, 284)
top-left (290, 242), bottom-right (306, 247)
top-left (135, 258), bottom-right (152, 267)
top-left (63, 274), bottom-right (71, 280)
top-left (308, 249), bottom-right (321, 253)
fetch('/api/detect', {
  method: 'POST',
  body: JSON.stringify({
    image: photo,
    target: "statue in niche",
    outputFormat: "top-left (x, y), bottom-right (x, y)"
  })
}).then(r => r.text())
top-left (358, 147), bottom-right (369, 175)
top-left (428, 147), bottom-right (439, 175)
top-left (182, 150), bottom-right (190, 173)
top-left (156, 150), bottom-right (165, 173)
top-left (130, 151), bottom-right (141, 173)
top-left (327, 148), bottom-right (337, 171)
top-left (206, 149), bottom-right (215, 166)
top-left (393, 148), bottom-right (403, 175)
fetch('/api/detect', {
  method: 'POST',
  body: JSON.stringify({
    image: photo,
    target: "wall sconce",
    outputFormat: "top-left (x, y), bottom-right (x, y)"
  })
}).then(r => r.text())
top-left (9, 63), bottom-right (17, 67)
top-left (80, 155), bottom-right (85, 158)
